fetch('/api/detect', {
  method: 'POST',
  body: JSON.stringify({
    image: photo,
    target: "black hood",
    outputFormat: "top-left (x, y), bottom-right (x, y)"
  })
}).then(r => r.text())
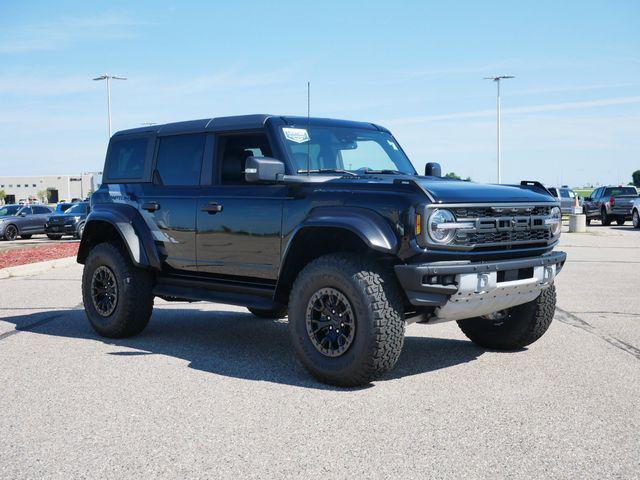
top-left (414, 177), bottom-right (555, 204)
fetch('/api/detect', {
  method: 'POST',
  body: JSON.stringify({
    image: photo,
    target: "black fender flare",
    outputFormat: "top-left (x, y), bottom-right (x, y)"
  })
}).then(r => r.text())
top-left (77, 203), bottom-right (162, 270)
top-left (282, 206), bottom-right (399, 262)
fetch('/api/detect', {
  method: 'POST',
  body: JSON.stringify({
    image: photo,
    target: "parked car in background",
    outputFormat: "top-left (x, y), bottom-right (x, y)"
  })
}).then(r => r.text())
top-left (55, 202), bottom-right (74, 214)
top-left (0, 204), bottom-right (53, 240)
top-left (547, 186), bottom-right (579, 214)
top-left (632, 197), bottom-right (640, 229)
top-left (583, 186), bottom-right (638, 225)
top-left (45, 202), bottom-right (90, 239)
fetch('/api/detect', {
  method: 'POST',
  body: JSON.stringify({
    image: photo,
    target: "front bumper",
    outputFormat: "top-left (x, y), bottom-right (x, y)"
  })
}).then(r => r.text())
top-left (45, 222), bottom-right (79, 235)
top-left (395, 251), bottom-right (566, 323)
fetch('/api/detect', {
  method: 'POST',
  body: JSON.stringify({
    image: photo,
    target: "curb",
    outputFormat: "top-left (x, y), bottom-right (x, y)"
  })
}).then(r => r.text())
top-left (0, 256), bottom-right (78, 279)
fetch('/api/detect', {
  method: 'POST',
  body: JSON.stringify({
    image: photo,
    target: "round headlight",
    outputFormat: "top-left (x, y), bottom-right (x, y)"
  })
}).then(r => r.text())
top-left (428, 209), bottom-right (457, 244)
top-left (548, 206), bottom-right (562, 237)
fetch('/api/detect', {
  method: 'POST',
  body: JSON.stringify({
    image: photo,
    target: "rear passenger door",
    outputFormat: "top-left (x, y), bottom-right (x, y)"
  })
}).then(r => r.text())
top-left (140, 133), bottom-right (206, 273)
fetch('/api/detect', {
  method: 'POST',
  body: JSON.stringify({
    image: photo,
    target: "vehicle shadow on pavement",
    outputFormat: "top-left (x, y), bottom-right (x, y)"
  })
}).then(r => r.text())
top-left (2, 306), bottom-right (483, 390)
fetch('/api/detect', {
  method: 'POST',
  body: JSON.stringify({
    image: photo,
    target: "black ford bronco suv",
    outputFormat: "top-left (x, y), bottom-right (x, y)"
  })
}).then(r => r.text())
top-left (78, 114), bottom-right (566, 386)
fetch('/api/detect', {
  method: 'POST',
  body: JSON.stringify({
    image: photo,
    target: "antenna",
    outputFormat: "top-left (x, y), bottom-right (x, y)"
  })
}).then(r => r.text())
top-left (307, 81), bottom-right (311, 176)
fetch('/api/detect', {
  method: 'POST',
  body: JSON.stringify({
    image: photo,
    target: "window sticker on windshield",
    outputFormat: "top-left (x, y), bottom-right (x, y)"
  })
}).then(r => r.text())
top-left (387, 139), bottom-right (399, 150)
top-left (283, 128), bottom-right (310, 143)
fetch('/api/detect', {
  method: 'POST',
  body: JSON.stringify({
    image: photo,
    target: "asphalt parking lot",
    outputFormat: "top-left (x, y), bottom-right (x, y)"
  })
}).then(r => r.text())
top-left (0, 225), bottom-right (638, 479)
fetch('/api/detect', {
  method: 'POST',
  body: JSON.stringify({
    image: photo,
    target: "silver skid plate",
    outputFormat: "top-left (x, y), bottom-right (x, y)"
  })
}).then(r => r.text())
top-left (429, 265), bottom-right (556, 323)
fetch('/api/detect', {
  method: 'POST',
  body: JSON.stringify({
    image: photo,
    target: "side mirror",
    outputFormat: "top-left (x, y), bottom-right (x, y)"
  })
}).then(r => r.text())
top-left (425, 162), bottom-right (441, 177)
top-left (245, 156), bottom-right (285, 183)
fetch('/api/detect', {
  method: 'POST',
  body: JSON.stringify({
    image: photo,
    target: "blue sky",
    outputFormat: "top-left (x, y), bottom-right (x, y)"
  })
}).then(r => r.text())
top-left (0, 0), bottom-right (638, 186)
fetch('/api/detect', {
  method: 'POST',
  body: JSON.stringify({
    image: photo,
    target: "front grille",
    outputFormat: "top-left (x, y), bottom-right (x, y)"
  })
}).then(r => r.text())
top-left (424, 204), bottom-right (556, 250)
top-left (455, 229), bottom-right (552, 246)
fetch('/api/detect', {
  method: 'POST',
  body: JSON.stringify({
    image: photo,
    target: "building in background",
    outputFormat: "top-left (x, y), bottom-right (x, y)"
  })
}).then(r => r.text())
top-left (0, 172), bottom-right (101, 204)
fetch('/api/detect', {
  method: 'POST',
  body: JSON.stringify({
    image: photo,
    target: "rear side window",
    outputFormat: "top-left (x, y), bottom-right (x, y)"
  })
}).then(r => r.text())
top-left (33, 206), bottom-right (50, 214)
top-left (155, 134), bottom-right (205, 186)
top-left (105, 137), bottom-right (149, 180)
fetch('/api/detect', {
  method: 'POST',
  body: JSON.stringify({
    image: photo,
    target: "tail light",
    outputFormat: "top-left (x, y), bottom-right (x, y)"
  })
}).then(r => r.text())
top-left (610, 196), bottom-right (615, 206)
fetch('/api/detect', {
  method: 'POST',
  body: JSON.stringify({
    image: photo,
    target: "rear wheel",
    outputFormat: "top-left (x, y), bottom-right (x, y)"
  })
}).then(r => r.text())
top-left (47, 234), bottom-right (62, 240)
top-left (3, 224), bottom-right (18, 241)
top-left (82, 242), bottom-right (154, 338)
top-left (457, 285), bottom-right (556, 350)
top-left (288, 253), bottom-right (405, 387)
top-left (601, 208), bottom-right (612, 226)
top-left (633, 210), bottom-right (640, 229)
top-left (20, 234), bottom-right (32, 239)
top-left (248, 306), bottom-right (287, 319)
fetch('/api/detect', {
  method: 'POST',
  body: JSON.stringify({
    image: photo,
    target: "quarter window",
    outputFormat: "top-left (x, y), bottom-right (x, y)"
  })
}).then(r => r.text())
top-left (105, 137), bottom-right (149, 180)
top-left (155, 134), bottom-right (205, 186)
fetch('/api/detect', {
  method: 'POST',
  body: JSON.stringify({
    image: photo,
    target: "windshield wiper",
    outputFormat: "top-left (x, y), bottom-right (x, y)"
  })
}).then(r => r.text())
top-left (359, 169), bottom-right (407, 175)
top-left (297, 169), bottom-right (359, 177)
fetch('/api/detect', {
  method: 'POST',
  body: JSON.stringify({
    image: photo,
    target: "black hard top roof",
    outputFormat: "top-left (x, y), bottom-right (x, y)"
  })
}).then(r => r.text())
top-left (113, 114), bottom-right (390, 137)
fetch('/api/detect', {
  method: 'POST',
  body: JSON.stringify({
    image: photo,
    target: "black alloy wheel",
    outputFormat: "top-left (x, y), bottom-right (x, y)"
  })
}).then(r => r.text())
top-left (305, 287), bottom-right (356, 358)
top-left (4, 224), bottom-right (18, 241)
top-left (91, 265), bottom-right (118, 317)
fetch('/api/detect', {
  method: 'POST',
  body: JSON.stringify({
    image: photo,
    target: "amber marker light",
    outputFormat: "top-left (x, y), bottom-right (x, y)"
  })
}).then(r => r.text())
top-left (415, 213), bottom-right (422, 235)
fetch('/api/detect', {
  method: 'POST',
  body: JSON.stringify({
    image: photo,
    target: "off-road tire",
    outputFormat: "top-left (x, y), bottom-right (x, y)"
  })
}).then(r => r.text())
top-left (47, 234), bottom-right (62, 240)
top-left (82, 242), bottom-right (154, 338)
top-left (288, 253), bottom-right (405, 387)
top-left (633, 210), bottom-right (640, 229)
top-left (76, 222), bottom-right (85, 239)
top-left (601, 208), bottom-right (612, 226)
top-left (3, 224), bottom-right (18, 241)
top-left (457, 285), bottom-right (556, 350)
top-left (248, 306), bottom-right (287, 318)
top-left (616, 218), bottom-right (625, 226)
top-left (20, 234), bottom-right (32, 239)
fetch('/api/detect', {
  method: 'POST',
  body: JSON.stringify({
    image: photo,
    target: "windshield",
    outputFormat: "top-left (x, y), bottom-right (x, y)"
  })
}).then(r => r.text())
top-left (0, 205), bottom-right (20, 216)
top-left (65, 203), bottom-right (88, 214)
top-left (280, 126), bottom-right (416, 175)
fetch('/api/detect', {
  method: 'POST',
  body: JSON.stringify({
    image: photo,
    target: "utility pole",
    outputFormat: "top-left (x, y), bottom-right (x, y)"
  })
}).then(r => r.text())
top-left (484, 75), bottom-right (514, 183)
top-left (93, 74), bottom-right (127, 139)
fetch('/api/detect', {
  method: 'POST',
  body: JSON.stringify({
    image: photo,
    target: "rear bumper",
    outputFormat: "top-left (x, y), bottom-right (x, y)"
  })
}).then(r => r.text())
top-left (610, 206), bottom-right (632, 218)
top-left (395, 251), bottom-right (566, 323)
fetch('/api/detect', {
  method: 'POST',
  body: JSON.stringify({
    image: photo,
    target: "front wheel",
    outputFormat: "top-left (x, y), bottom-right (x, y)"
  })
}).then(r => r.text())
top-left (82, 242), bottom-right (154, 338)
top-left (633, 210), bottom-right (640, 229)
top-left (457, 285), bottom-right (556, 350)
top-left (76, 222), bottom-right (85, 239)
top-left (3, 224), bottom-right (18, 241)
top-left (288, 253), bottom-right (405, 387)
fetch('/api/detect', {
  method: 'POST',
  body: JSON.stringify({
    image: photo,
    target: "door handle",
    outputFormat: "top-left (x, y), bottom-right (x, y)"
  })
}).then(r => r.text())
top-left (201, 202), bottom-right (223, 214)
top-left (141, 201), bottom-right (160, 212)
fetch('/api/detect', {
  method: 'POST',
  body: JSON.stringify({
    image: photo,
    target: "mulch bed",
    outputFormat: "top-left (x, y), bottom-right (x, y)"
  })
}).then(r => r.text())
top-left (0, 243), bottom-right (79, 269)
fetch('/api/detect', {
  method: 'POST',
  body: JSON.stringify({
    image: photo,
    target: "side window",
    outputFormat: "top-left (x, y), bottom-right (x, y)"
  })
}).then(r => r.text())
top-left (592, 188), bottom-right (601, 199)
top-left (559, 189), bottom-right (570, 198)
top-left (548, 188), bottom-right (558, 197)
top-left (105, 137), bottom-right (149, 181)
top-left (33, 206), bottom-right (49, 214)
top-left (217, 133), bottom-right (273, 185)
top-left (20, 207), bottom-right (32, 215)
top-left (155, 134), bottom-right (205, 186)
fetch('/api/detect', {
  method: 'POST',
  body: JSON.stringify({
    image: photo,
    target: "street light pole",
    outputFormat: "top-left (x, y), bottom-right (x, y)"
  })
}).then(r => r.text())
top-left (93, 74), bottom-right (127, 139)
top-left (484, 75), bottom-right (514, 184)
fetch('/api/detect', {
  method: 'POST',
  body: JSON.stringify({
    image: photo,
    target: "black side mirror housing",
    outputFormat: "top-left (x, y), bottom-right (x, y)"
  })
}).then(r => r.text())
top-left (425, 162), bottom-right (441, 177)
top-left (584, 197), bottom-right (591, 202)
top-left (245, 156), bottom-right (285, 183)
